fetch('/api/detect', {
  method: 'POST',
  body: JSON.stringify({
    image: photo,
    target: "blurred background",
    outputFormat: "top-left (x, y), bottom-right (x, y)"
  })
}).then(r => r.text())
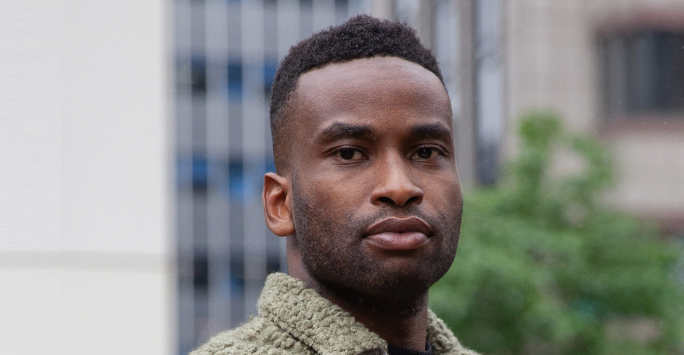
top-left (2, 0), bottom-right (683, 354)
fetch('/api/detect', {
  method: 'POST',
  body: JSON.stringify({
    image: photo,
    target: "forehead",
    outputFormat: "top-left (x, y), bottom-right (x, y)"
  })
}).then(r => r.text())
top-left (290, 56), bottom-right (452, 132)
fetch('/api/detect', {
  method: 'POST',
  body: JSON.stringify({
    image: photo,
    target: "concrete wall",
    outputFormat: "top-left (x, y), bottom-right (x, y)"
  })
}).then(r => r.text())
top-left (0, 1), bottom-right (173, 354)
top-left (604, 126), bottom-right (684, 221)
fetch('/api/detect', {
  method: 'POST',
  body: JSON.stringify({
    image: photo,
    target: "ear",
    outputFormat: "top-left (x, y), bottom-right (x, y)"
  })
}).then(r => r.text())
top-left (262, 172), bottom-right (294, 236)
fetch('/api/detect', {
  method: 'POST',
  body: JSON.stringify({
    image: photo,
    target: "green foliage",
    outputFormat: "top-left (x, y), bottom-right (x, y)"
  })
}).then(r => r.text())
top-left (431, 112), bottom-right (684, 355)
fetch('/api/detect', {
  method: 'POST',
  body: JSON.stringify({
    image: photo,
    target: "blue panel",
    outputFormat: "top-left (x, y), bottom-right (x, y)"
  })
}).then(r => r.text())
top-left (227, 59), bottom-right (243, 101)
top-left (192, 153), bottom-right (209, 193)
top-left (263, 58), bottom-right (277, 95)
top-left (228, 157), bottom-right (244, 201)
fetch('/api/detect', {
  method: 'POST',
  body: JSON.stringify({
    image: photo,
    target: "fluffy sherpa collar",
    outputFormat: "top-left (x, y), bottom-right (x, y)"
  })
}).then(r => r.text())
top-left (258, 272), bottom-right (468, 355)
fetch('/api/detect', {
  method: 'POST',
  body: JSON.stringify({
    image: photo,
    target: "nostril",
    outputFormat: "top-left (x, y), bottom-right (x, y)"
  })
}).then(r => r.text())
top-left (375, 195), bottom-right (422, 207)
top-left (406, 195), bottom-right (422, 205)
top-left (378, 196), bottom-right (394, 205)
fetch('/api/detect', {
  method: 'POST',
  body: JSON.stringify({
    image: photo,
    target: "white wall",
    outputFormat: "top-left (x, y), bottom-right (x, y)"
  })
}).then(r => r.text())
top-left (0, 1), bottom-right (173, 354)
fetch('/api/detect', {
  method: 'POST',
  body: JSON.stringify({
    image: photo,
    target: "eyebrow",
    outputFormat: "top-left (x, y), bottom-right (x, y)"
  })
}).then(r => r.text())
top-left (409, 123), bottom-right (453, 145)
top-left (314, 122), bottom-right (377, 145)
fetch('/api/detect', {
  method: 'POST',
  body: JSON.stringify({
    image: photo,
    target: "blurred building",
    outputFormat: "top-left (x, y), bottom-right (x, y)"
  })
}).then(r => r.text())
top-left (503, 0), bottom-right (684, 232)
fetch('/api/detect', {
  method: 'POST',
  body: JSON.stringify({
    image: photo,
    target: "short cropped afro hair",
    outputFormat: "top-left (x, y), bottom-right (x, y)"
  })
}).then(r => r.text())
top-left (270, 14), bottom-right (445, 173)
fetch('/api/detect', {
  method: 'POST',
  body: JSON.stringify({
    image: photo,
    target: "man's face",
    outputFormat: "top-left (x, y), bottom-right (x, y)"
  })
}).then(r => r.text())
top-left (286, 57), bottom-right (462, 305)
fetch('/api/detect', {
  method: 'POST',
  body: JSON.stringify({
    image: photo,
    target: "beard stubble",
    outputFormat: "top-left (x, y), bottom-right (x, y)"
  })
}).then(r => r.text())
top-left (290, 179), bottom-right (461, 314)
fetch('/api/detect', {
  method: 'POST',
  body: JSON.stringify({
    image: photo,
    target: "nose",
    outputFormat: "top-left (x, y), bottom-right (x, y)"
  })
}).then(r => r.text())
top-left (370, 154), bottom-right (424, 207)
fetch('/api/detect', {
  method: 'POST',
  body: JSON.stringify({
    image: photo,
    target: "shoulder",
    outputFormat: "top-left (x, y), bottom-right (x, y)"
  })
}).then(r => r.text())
top-left (190, 317), bottom-right (314, 355)
top-left (427, 310), bottom-right (480, 355)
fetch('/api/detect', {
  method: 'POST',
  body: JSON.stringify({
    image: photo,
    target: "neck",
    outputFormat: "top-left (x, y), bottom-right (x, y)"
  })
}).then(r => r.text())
top-left (287, 247), bottom-right (429, 351)
top-left (333, 290), bottom-right (429, 352)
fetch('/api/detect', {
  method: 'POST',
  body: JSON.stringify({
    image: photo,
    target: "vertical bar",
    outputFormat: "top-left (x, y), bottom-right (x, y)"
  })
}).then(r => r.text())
top-left (371, 0), bottom-right (395, 20)
top-left (277, 0), bottom-right (301, 64)
top-left (415, 0), bottom-right (435, 49)
top-left (190, 0), bottom-right (209, 345)
top-left (634, 34), bottom-right (656, 112)
top-left (348, 0), bottom-right (372, 17)
top-left (456, 0), bottom-right (477, 186)
top-left (474, 0), bottom-right (503, 185)
top-left (434, 0), bottom-right (462, 172)
top-left (241, 0), bottom-right (267, 318)
top-left (313, 0), bottom-right (335, 33)
top-left (299, 0), bottom-right (314, 39)
top-left (226, 0), bottom-right (245, 326)
top-left (175, 3), bottom-right (195, 353)
top-left (608, 37), bottom-right (628, 118)
top-left (334, 0), bottom-right (349, 25)
top-left (204, 0), bottom-right (231, 336)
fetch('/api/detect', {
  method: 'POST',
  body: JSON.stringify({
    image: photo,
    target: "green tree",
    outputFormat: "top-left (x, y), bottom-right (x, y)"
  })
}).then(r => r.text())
top-left (431, 112), bottom-right (684, 355)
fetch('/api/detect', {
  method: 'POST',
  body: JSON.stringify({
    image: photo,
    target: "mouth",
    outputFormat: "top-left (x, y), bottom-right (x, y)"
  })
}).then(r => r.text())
top-left (363, 216), bottom-right (433, 251)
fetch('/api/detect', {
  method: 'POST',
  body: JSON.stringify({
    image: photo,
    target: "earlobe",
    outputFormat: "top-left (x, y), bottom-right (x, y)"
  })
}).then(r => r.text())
top-left (262, 172), bottom-right (295, 236)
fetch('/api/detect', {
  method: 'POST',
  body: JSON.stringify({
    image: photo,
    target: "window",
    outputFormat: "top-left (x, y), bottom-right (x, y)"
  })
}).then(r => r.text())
top-left (598, 27), bottom-right (684, 121)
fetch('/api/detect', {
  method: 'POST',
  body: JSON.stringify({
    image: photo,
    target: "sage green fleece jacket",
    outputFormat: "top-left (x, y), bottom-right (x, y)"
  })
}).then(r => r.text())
top-left (192, 273), bottom-right (478, 355)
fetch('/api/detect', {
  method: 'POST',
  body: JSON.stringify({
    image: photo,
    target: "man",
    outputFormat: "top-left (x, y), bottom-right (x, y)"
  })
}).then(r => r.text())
top-left (193, 15), bottom-right (477, 355)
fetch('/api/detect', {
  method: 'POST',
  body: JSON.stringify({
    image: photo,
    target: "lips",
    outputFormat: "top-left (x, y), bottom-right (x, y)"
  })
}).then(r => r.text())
top-left (364, 216), bottom-right (433, 251)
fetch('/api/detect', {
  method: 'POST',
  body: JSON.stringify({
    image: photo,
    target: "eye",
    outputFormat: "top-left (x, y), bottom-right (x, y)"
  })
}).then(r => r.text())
top-left (335, 147), bottom-right (365, 161)
top-left (412, 146), bottom-right (443, 161)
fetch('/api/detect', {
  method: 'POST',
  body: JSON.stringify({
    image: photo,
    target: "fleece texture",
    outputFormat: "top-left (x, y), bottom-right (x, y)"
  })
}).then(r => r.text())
top-left (191, 273), bottom-right (478, 355)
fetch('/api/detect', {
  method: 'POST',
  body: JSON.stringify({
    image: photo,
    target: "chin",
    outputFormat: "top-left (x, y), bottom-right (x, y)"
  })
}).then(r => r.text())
top-left (359, 265), bottom-right (446, 301)
top-left (373, 247), bottom-right (455, 288)
top-left (383, 264), bottom-right (446, 290)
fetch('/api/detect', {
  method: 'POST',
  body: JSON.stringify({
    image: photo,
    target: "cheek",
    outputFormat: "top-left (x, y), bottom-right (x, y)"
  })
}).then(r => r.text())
top-left (302, 170), bottom-right (370, 211)
top-left (422, 171), bottom-right (462, 204)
